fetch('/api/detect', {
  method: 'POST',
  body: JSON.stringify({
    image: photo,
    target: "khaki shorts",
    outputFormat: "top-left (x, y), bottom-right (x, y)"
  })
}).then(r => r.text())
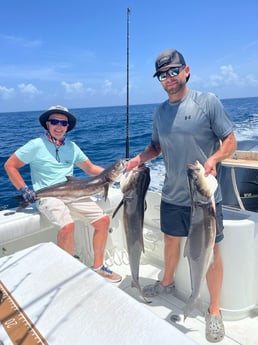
top-left (37, 197), bottom-right (106, 228)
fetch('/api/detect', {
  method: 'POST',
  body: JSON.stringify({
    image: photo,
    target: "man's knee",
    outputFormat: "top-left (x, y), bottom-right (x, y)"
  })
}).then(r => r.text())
top-left (92, 215), bottom-right (110, 229)
top-left (59, 222), bottom-right (75, 235)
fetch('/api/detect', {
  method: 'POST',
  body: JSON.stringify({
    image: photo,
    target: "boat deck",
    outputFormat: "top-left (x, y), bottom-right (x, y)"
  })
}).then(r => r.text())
top-left (1, 179), bottom-right (258, 344)
top-left (111, 256), bottom-right (258, 345)
top-left (0, 243), bottom-right (196, 345)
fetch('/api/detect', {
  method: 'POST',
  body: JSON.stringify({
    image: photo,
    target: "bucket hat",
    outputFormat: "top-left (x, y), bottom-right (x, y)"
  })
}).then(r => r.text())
top-left (39, 105), bottom-right (76, 132)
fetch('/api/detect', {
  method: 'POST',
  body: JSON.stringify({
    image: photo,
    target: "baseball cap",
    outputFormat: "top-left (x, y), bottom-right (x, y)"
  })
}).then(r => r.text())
top-left (153, 49), bottom-right (186, 77)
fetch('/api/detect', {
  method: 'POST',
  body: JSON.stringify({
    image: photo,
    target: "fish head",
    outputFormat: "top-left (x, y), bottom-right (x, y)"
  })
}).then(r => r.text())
top-left (120, 164), bottom-right (150, 193)
top-left (105, 159), bottom-right (126, 182)
top-left (187, 161), bottom-right (218, 201)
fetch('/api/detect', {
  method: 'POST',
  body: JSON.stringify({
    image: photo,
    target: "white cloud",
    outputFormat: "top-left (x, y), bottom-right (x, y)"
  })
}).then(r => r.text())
top-left (102, 79), bottom-right (122, 96)
top-left (103, 79), bottom-right (112, 95)
top-left (85, 87), bottom-right (96, 95)
top-left (0, 85), bottom-right (15, 99)
top-left (220, 65), bottom-right (239, 84)
top-left (18, 83), bottom-right (41, 95)
top-left (202, 64), bottom-right (258, 89)
top-left (61, 81), bottom-right (84, 94)
top-left (245, 73), bottom-right (258, 85)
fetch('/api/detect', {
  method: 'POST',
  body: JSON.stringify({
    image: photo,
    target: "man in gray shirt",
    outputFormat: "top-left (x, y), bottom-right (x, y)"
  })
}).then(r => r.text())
top-left (127, 49), bottom-right (237, 343)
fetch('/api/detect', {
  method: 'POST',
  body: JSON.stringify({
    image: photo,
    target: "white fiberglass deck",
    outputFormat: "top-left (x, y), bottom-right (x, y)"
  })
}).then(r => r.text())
top-left (111, 253), bottom-right (258, 345)
top-left (1, 187), bottom-right (258, 344)
top-left (0, 242), bottom-right (196, 345)
top-left (1, 242), bottom-right (258, 345)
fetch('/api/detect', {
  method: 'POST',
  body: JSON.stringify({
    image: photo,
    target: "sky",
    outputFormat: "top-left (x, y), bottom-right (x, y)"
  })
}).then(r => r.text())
top-left (0, 0), bottom-right (258, 112)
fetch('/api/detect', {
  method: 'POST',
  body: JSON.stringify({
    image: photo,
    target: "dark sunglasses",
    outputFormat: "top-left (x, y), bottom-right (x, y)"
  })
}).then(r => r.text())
top-left (157, 66), bottom-right (185, 82)
top-left (48, 119), bottom-right (69, 126)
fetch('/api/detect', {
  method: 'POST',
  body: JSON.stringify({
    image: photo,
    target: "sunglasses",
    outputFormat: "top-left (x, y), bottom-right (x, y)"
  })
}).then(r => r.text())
top-left (48, 119), bottom-right (69, 126)
top-left (157, 66), bottom-right (185, 82)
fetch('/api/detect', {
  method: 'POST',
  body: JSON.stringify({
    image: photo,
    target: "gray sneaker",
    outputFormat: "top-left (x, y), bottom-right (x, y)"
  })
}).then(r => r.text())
top-left (205, 310), bottom-right (225, 343)
top-left (142, 280), bottom-right (175, 298)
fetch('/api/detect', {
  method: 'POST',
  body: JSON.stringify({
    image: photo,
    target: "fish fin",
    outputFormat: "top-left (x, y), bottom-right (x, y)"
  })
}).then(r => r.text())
top-left (16, 201), bottom-right (34, 212)
top-left (140, 234), bottom-right (145, 254)
top-left (66, 175), bottom-right (102, 185)
top-left (14, 196), bottom-right (33, 211)
top-left (103, 183), bottom-right (109, 201)
top-left (131, 279), bottom-right (151, 304)
top-left (248, 180), bottom-right (258, 185)
top-left (144, 200), bottom-right (148, 212)
top-left (65, 176), bottom-right (80, 181)
top-left (183, 237), bottom-right (189, 258)
top-left (112, 199), bottom-right (124, 218)
top-left (16, 205), bottom-right (28, 212)
top-left (184, 295), bottom-right (202, 321)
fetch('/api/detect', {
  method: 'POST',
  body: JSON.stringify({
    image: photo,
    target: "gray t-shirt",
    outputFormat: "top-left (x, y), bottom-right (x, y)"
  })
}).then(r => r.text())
top-left (151, 89), bottom-right (234, 206)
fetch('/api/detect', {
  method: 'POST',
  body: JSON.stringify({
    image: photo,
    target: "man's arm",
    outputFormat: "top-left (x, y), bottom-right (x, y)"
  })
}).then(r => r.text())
top-left (204, 132), bottom-right (237, 176)
top-left (4, 154), bottom-right (27, 190)
top-left (126, 144), bottom-right (161, 171)
top-left (76, 159), bottom-right (104, 176)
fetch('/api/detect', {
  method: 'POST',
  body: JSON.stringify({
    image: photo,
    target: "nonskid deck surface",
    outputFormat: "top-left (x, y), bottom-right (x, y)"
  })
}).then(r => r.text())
top-left (107, 254), bottom-right (258, 345)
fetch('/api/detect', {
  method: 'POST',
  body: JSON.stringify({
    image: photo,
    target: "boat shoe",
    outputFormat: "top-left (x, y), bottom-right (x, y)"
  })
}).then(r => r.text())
top-left (93, 265), bottom-right (122, 283)
top-left (142, 280), bottom-right (175, 298)
top-left (205, 310), bottom-right (225, 343)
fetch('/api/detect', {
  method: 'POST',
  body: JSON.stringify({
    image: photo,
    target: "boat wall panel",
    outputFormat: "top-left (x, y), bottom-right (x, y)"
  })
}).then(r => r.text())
top-left (0, 211), bottom-right (41, 243)
top-left (0, 209), bottom-right (58, 256)
top-left (221, 217), bottom-right (256, 319)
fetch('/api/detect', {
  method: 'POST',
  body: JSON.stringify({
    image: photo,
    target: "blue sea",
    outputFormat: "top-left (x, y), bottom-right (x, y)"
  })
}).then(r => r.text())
top-left (1, 97), bottom-right (258, 210)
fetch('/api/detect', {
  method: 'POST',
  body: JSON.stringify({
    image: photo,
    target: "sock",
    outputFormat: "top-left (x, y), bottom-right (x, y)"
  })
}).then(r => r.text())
top-left (93, 265), bottom-right (103, 271)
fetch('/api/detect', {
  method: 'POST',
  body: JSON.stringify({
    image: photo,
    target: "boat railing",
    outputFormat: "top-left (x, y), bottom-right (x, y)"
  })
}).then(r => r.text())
top-left (222, 150), bottom-right (258, 210)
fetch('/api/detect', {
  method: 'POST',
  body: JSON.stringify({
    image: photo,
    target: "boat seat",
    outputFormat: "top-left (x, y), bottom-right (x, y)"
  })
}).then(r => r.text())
top-left (0, 207), bottom-right (59, 256)
top-left (0, 207), bottom-right (43, 244)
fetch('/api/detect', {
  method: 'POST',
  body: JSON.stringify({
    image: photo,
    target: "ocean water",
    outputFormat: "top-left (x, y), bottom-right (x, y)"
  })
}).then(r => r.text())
top-left (0, 97), bottom-right (258, 210)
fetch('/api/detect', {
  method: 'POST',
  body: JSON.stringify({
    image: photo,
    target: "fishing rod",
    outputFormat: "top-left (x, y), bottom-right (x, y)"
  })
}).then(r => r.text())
top-left (125, 7), bottom-right (130, 160)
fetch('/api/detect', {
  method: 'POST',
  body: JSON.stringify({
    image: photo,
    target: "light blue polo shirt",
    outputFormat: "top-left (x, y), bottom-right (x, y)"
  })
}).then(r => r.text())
top-left (15, 135), bottom-right (88, 191)
top-left (151, 89), bottom-right (235, 206)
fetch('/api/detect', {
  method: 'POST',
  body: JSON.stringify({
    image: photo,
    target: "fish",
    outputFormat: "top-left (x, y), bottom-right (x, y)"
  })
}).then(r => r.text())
top-left (183, 160), bottom-right (218, 320)
top-left (112, 164), bottom-right (150, 301)
top-left (17, 159), bottom-right (125, 209)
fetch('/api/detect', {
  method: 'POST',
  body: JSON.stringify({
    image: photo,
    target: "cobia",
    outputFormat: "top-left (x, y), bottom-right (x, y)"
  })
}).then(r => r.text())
top-left (183, 160), bottom-right (218, 320)
top-left (17, 159), bottom-right (125, 209)
top-left (113, 164), bottom-right (150, 301)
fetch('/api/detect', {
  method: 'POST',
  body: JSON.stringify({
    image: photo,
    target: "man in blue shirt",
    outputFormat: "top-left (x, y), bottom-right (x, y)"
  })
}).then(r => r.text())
top-left (4, 105), bottom-right (121, 283)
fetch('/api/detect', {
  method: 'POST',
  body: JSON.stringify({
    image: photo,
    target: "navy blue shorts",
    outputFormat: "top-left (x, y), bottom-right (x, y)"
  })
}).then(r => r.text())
top-left (160, 200), bottom-right (224, 243)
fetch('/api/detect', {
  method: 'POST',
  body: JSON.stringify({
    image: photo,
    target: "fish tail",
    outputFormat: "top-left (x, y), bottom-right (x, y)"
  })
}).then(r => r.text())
top-left (183, 295), bottom-right (202, 321)
top-left (131, 279), bottom-right (151, 304)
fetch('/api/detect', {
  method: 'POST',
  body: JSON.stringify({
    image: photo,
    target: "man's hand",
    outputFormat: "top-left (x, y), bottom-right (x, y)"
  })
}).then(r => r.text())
top-left (19, 185), bottom-right (36, 203)
top-left (126, 156), bottom-right (141, 171)
top-left (204, 158), bottom-right (218, 177)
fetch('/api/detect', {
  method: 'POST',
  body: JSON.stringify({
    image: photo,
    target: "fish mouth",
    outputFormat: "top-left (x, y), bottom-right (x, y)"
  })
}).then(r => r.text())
top-left (187, 166), bottom-right (200, 179)
top-left (120, 164), bottom-right (150, 192)
top-left (187, 162), bottom-right (200, 171)
top-left (187, 161), bottom-right (202, 178)
top-left (110, 160), bottom-right (126, 181)
top-left (121, 163), bottom-right (146, 181)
